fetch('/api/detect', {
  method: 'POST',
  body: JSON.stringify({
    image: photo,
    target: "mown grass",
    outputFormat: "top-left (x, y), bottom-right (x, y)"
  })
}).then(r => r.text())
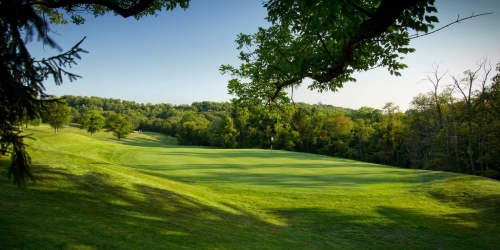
top-left (1, 124), bottom-right (499, 249)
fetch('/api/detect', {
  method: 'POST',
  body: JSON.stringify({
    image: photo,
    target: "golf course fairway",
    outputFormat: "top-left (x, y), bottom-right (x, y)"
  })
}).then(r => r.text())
top-left (1, 124), bottom-right (499, 249)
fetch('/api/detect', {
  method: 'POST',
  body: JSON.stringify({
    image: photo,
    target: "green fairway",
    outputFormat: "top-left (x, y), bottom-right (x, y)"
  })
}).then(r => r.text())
top-left (1, 124), bottom-right (499, 249)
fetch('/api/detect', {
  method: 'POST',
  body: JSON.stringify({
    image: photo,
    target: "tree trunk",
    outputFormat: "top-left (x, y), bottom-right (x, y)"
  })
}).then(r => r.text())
top-left (358, 139), bottom-right (364, 161)
top-left (449, 99), bottom-right (460, 172)
top-left (467, 107), bottom-right (475, 175)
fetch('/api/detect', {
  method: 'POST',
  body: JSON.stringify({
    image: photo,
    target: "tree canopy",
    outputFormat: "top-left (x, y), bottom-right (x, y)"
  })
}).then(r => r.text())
top-left (106, 114), bottom-right (131, 140)
top-left (81, 110), bottom-right (106, 135)
top-left (220, 0), bottom-right (489, 105)
top-left (32, 0), bottom-right (190, 24)
top-left (44, 100), bottom-right (71, 133)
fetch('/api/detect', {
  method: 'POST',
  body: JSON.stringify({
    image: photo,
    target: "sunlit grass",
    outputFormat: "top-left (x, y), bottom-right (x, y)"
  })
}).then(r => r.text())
top-left (1, 124), bottom-right (499, 249)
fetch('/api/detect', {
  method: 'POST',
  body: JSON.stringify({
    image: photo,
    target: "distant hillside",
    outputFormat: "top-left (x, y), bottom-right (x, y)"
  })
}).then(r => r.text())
top-left (58, 92), bottom-right (500, 180)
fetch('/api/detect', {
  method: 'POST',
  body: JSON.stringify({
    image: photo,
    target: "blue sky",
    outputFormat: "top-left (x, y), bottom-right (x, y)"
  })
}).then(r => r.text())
top-left (28, 0), bottom-right (500, 111)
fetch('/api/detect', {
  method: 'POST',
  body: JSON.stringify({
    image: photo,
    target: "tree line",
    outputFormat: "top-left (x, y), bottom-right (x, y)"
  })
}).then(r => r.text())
top-left (37, 60), bottom-right (498, 180)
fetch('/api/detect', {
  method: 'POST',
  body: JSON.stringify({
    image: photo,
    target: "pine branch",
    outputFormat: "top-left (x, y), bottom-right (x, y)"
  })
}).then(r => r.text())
top-left (34, 37), bottom-right (88, 85)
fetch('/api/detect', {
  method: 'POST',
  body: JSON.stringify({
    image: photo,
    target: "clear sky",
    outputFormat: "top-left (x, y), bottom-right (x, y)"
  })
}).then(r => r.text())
top-left (27, 0), bottom-right (500, 111)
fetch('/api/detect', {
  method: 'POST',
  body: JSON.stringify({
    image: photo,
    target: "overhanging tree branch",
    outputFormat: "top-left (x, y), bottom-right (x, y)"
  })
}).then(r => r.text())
top-left (268, 0), bottom-right (418, 101)
top-left (263, 0), bottom-right (491, 103)
top-left (32, 0), bottom-right (156, 18)
top-left (346, 0), bottom-right (373, 18)
top-left (408, 12), bottom-right (494, 40)
top-left (370, 12), bottom-right (493, 43)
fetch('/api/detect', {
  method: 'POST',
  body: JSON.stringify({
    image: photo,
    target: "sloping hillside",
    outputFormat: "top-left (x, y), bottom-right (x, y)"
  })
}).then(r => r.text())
top-left (1, 125), bottom-right (499, 249)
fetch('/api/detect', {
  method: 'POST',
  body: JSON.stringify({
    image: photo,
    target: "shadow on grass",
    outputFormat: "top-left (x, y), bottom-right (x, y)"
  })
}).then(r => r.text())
top-left (1, 166), bottom-right (280, 249)
top-left (1, 164), bottom-right (499, 249)
top-left (124, 137), bottom-right (209, 149)
top-left (127, 162), bottom-right (461, 189)
top-left (120, 133), bottom-right (181, 148)
top-left (156, 149), bottom-right (346, 161)
top-left (0, 157), bottom-right (11, 182)
top-left (266, 205), bottom-right (500, 249)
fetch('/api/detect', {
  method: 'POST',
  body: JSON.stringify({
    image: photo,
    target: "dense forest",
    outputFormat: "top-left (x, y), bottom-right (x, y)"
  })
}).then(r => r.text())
top-left (35, 62), bottom-right (499, 179)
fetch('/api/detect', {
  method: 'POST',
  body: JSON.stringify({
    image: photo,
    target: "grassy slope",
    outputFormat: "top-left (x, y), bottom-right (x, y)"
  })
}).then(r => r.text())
top-left (1, 124), bottom-right (499, 249)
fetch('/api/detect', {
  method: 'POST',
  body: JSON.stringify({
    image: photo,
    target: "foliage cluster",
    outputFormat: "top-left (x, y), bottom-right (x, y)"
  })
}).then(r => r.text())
top-left (220, 0), bottom-right (441, 104)
top-left (106, 114), bottom-right (131, 140)
top-left (43, 100), bottom-right (71, 133)
top-left (80, 110), bottom-right (105, 135)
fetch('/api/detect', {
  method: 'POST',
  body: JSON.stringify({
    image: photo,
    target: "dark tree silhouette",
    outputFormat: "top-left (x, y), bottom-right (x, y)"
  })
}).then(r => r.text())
top-left (0, 0), bottom-right (189, 186)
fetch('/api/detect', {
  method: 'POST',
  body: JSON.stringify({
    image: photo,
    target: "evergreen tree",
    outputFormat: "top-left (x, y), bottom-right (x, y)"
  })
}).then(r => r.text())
top-left (0, 2), bottom-right (86, 186)
top-left (0, 0), bottom-right (189, 186)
